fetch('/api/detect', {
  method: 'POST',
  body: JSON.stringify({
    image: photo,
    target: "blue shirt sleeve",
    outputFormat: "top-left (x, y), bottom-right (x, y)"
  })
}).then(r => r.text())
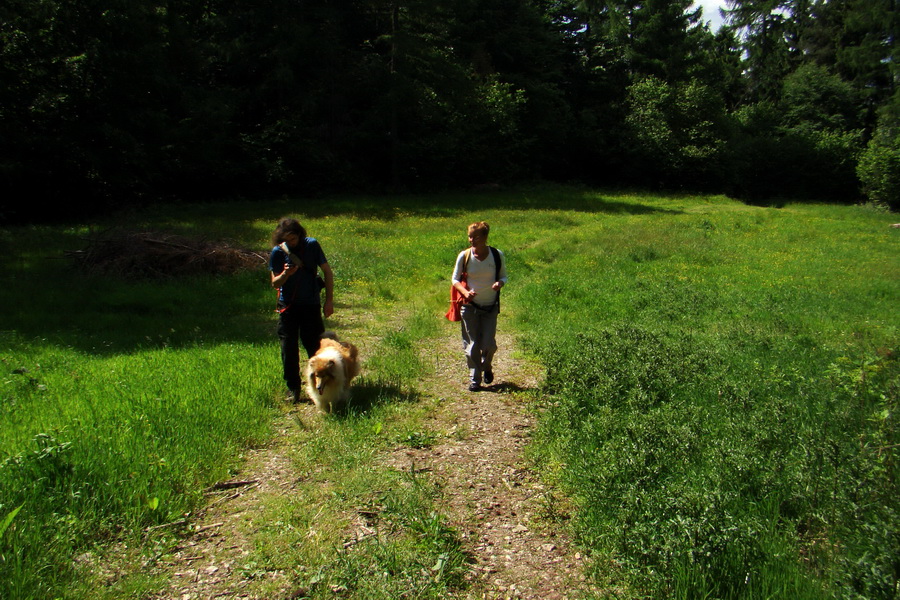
top-left (306, 238), bottom-right (327, 268)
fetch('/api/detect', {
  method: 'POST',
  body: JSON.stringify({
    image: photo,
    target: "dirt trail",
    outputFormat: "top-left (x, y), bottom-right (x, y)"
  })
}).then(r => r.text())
top-left (145, 330), bottom-right (595, 599)
top-left (381, 330), bottom-right (595, 599)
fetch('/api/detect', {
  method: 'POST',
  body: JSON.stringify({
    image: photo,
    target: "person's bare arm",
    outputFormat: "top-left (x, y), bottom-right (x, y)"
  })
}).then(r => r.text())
top-left (320, 262), bottom-right (334, 318)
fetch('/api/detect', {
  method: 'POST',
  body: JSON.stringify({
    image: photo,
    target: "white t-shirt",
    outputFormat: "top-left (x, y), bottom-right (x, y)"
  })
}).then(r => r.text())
top-left (452, 247), bottom-right (508, 306)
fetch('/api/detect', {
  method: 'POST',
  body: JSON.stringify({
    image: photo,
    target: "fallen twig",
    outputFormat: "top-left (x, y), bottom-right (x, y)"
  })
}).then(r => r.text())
top-left (205, 479), bottom-right (259, 492)
top-left (207, 482), bottom-right (261, 507)
top-left (193, 522), bottom-right (225, 534)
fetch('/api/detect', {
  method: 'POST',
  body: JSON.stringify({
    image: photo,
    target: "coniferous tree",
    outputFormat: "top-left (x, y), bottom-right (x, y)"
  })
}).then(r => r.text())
top-left (723, 0), bottom-right (793, 102)
top-left (806, 0), bottom-right (898, 131)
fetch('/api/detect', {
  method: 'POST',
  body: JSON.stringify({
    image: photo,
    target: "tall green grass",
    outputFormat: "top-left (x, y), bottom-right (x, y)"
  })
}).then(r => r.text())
top-left (0, 336), bottom-right (276, 597)
top-left (0, 188), bottom-right (896, 598)
top-left (0, 222), bottom-right (274, 597)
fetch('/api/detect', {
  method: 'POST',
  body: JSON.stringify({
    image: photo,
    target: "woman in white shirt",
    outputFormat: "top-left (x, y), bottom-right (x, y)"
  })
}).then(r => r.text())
top-left (451, 221), bottom-right (508, 391)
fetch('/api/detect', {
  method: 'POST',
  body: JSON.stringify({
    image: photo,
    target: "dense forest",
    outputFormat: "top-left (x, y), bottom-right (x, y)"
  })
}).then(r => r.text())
top-left (1, 0), bottom-right (897, 222)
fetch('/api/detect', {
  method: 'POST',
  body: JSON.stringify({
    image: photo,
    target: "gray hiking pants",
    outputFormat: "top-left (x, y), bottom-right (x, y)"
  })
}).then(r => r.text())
top-left (460, 302), bottom-right (499, 385)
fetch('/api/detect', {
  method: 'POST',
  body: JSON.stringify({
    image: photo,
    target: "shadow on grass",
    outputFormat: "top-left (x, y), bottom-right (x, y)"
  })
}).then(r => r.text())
top-left (0, 266), bottom-right (275, 356)
top-left (484, 381), bottom-right (535, 394)
top-left (38, 184), bottom-right (684, 249)
top-left (341, 379), bottom-right (421, 416)
top-left (250, 184), bottom-right (684, 225)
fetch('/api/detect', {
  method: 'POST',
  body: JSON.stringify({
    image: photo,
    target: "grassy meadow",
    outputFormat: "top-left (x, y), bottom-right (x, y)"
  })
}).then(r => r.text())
top-left (0, 186), bottom-right (897, 599)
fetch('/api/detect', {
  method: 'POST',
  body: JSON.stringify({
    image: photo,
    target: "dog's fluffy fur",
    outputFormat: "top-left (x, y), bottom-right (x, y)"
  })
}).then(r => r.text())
top-left (305, 332), bottom-right (360, 413)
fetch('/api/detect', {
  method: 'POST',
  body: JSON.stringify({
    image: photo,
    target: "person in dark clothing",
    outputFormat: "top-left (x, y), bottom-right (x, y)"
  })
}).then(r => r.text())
top-left (269, 218), bottom-right (334, 402)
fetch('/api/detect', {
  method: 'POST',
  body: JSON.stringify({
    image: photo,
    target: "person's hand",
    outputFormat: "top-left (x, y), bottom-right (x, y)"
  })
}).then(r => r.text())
top-left (465, 289), bottom-right (477, 300)
top-left (492, 281), bottom-right (504, 291)
top-left (271, 263), bottom-right (300, 289)
top-left (323, 298), bottom-right (334, 318)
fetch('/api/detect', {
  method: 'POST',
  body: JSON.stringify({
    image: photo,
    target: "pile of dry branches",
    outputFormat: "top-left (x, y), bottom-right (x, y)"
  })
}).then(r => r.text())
top-left (66, 229), bottom-right (267, 279)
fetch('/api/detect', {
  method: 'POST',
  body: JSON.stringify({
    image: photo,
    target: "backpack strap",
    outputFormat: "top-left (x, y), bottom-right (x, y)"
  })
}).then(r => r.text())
top-left (490, 246), bottom-right (502, 311)
top-left (489, 246), bottom-right (501, 283)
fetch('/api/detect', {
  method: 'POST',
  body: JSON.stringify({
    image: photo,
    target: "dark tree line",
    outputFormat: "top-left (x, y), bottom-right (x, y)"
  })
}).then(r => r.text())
top-left (1, 0), bottom-right (897, 222)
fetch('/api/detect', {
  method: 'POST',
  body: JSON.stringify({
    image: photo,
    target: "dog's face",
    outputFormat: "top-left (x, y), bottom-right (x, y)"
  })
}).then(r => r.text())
top-left (308, 357), bottom-right (337, 394)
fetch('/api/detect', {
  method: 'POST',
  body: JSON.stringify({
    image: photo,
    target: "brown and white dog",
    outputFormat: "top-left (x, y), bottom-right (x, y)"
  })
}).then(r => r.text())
top-left (305, 332), bottom-right (360, 413)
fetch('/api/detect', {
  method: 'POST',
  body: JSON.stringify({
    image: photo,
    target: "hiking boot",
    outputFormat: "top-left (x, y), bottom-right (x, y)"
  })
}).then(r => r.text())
top-left (468, 382), bottom-right (481, 392)
top-left (288, 388), bottom-right (302, 403)
top-left (483, 370), bottom-right (494, 385)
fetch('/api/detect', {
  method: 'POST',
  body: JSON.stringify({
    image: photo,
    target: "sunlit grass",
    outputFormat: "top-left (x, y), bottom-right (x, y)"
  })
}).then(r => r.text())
top-left (1, 186), bottom-right (896, 598)
top-left (515, 196), bottom-right (898, 598)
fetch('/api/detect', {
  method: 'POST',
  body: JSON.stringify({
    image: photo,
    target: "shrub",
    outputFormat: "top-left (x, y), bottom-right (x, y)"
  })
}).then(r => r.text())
top-left (857, 127), bottom-right (900, 210)
top-left (625, 76), bottom-right (727, 189)
top-left (531, 325), bottom-right (899, 598)
top-left (726, 100), bottom-right (865, 202)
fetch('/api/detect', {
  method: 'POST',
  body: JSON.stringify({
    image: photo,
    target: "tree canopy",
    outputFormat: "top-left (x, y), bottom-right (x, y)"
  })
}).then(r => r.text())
top-left (1, 0), bottom-right (897, 222)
